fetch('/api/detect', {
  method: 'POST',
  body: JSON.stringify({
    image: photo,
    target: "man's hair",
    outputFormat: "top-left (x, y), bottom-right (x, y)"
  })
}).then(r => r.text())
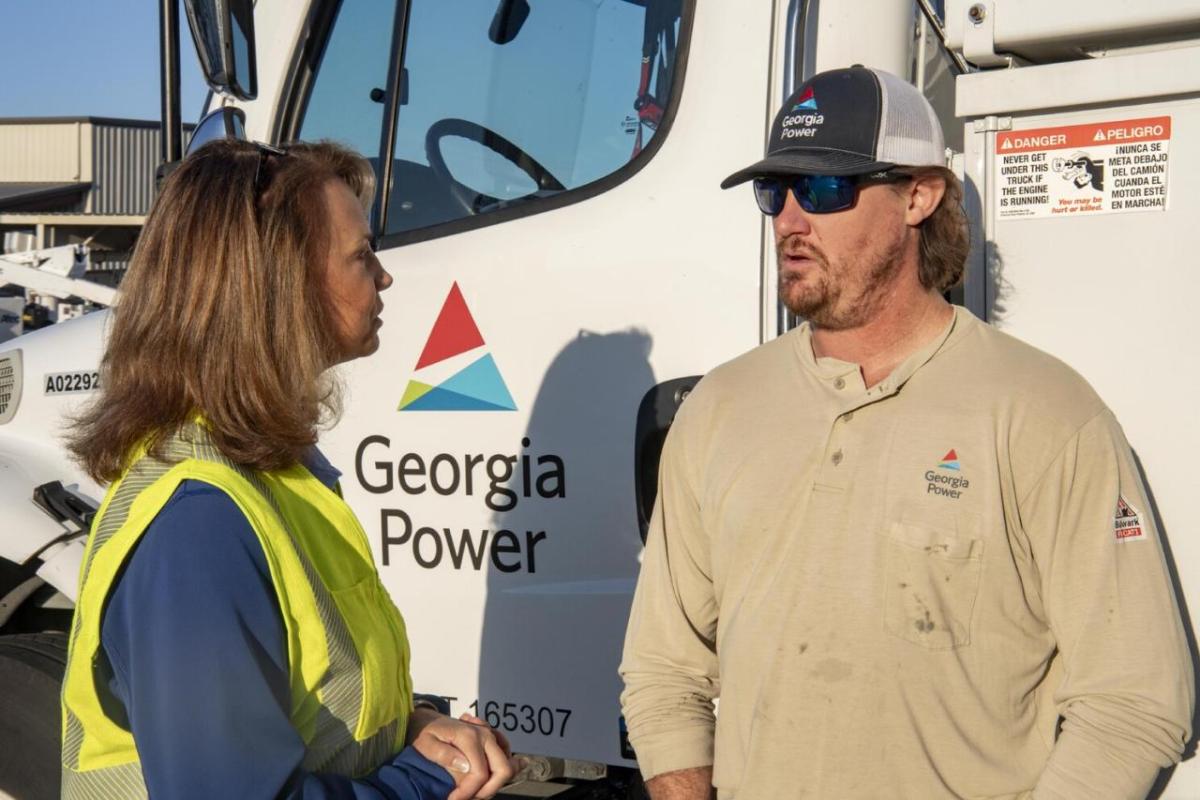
top-left (69, 138), bottom-right (375, 483)
top-left (891, 165), bottom-right (969, 292)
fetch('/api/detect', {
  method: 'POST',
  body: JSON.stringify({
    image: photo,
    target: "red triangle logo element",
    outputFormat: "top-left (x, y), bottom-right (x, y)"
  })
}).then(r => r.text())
top-left (415, 283), bottom-right (486, 369)
top-left (942, 449), bottom-right (958, 462)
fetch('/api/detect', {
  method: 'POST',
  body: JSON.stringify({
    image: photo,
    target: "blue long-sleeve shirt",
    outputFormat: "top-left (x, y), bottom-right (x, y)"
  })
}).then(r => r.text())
top-left (100, 452), bottom-right (453, 799)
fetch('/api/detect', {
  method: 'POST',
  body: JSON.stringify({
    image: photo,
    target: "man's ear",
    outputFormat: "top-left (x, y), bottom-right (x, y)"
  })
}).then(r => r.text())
top-left (904, 173), bottom-right (946, 227)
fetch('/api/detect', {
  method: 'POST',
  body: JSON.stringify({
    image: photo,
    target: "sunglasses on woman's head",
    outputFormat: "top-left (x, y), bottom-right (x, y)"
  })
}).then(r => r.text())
top-left (252, 142), bottom-right (288, 196)
top-left (752, 170), bottom-right (908, 216)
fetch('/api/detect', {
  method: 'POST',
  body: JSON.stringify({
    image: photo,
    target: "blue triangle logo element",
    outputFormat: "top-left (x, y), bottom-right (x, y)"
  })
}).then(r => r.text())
top-left (403, 385), bottom-right (513, 412)
top-left (401, 353), bottom-right (516, 412)
top-left (439, 354), bottom-right (516, 410)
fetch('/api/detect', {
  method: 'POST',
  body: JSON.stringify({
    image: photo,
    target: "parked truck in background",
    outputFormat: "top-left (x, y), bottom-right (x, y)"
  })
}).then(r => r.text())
top-left (0, 1), bottom-right (1197, 797)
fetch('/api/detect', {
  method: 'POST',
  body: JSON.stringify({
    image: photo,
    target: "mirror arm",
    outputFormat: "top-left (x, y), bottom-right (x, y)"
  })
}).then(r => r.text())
top-left (159, 0), bottom-right (184, 169)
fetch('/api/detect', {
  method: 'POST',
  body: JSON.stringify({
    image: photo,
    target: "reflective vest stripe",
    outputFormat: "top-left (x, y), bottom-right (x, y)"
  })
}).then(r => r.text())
top-left (61, 761), bottom-right (148, 800)
top-left (63, 442), bottom-right (180, 773)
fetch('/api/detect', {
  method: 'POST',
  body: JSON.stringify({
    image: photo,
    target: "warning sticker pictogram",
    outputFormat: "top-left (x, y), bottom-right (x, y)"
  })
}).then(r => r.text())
top-left (994, 116), bottom-right (1171, 220)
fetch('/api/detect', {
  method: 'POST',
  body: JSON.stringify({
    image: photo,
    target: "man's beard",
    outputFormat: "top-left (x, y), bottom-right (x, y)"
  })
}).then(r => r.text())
top-left (776, 234), bottom-right (903, 330)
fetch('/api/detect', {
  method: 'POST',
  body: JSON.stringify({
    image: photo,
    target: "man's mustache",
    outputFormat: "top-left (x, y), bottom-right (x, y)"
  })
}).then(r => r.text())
top-left (776, 234), bottom-right (824, 262)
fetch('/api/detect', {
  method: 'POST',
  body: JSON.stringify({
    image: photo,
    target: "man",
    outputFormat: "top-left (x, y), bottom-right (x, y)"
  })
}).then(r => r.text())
top-left (619, 65), bottom-right (1193, 799)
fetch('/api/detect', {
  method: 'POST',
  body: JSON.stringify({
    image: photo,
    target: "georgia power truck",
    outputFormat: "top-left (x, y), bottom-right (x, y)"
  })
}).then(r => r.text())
top-left (1, 0), bottom-right (1198, 797)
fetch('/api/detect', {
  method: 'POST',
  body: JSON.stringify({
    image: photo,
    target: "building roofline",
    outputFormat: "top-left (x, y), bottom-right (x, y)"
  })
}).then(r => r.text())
top-left (0, 116), bottom-right (196, 130)
top-left (0, 183), bottom-right (92, 212)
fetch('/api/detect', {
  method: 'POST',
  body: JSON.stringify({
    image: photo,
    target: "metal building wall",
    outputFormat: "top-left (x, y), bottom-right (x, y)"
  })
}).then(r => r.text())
top-left (0, 123), bottom-right (85, 182)
top-left (89, 124), bottom-right (161, 215)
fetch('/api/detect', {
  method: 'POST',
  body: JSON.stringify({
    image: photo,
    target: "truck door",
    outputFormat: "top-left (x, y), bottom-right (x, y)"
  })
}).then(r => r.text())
top-left (278, 0), bottom-right (771, 768)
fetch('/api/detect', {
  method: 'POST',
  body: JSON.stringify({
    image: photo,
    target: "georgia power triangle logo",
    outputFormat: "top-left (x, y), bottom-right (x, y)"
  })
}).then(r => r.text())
top-left (398, 283), bottom-right (516, 412)
top-left (792, 86), bottom-right (817, 111)
top-left (925, 449), bottom-right (969, 499)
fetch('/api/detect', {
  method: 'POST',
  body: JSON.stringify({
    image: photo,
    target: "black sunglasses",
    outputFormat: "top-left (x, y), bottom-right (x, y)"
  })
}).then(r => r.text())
top-left (252, 141), bottom-right (288, 196)
top-left (752, 170), bottom-right (908, 216)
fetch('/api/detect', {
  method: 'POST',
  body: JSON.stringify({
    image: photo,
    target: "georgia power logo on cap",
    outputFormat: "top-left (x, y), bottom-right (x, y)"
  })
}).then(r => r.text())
top-left (781, 86), bottom-right (825, 140)
top-left (792, 86), bottom-right (818, 112)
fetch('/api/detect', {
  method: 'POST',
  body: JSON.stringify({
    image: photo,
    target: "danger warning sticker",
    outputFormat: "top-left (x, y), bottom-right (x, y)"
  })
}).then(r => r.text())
top-left (995, 116), bottom-right (1171, 220)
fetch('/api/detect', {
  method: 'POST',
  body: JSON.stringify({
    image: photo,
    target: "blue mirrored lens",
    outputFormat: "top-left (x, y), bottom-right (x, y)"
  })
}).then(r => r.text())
top-left (753, 178), bottom-right (786, 215)
top-left (795, 175), bottom-right (857, 213)
top-left (752, 175), bottom-right (860, 215)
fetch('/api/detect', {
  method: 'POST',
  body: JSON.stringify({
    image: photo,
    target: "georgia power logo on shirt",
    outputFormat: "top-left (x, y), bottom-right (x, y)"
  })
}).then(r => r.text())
top-left (1114, 495), bottom-right (1146, 543)
top-left (924, 449), bottom-right (970, 500)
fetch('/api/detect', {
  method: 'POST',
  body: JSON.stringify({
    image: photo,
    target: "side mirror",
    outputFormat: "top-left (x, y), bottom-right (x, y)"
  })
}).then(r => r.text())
top-left (185, 106), bottom-right (247, 157)
top-left (183, 0), bottom-right (257, 100)
top-left (489, 0), bottom-right (531, 45)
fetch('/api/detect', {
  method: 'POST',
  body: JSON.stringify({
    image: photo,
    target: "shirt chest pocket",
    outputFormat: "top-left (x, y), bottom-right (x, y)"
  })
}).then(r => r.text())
top-left (881, 521), bottom-right (983, 650)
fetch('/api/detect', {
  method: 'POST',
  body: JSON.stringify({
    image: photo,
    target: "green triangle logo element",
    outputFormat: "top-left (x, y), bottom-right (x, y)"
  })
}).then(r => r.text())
top-left (398, 380), bottom-right (435, 410)
top-left (400, 285), bottom-right (516, 412)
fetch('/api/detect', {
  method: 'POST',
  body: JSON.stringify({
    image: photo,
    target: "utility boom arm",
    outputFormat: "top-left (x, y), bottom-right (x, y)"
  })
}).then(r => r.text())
top-left (0, 247), bottom-right (118, 307)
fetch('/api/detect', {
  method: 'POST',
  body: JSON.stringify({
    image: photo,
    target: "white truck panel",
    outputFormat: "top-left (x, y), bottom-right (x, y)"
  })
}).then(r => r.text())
top-left (963, 77), bottom-right (1200, 799)
top-left (0, 313), bottom-right (107, 577)
top-left (956, 44), bottom-right (1200, 118)
top-left (0, 451), bottom-right (75, 565)
top-left (808, 0), bottom-right (916, 77)
top-left (945, 0), bottom-right (1200, 62)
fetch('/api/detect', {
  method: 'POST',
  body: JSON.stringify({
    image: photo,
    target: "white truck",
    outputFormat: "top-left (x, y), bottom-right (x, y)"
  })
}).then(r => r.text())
top-left (0, 0), bottom-right (1197, 797)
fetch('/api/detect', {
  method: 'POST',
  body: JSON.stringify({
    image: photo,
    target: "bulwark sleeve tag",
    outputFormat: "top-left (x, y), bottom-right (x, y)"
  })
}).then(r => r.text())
top-left (1114, 496), bottom-right (1146, 543)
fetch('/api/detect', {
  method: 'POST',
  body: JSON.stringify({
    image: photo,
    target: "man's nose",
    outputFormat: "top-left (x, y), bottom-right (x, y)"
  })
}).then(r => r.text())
top-left (772, 188), bottom-right (814, 240)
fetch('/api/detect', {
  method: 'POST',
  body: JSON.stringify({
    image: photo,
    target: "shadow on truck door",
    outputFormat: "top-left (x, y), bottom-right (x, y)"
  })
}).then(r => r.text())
top-left (477, 328), bottom-right (654, 768)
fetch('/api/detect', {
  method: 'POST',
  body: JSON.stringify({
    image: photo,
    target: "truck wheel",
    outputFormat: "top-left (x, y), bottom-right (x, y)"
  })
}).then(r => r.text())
top-left (0, 633), bottom-right (67, 800)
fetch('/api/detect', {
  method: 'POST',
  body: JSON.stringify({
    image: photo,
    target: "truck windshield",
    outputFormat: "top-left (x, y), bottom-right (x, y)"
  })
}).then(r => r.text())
top-left (298, 0), bottom-right (685, 237)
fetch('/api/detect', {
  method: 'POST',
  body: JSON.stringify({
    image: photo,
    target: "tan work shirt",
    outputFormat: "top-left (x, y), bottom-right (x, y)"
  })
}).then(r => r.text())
top-left (620, 307), bottom-right (1192, 799)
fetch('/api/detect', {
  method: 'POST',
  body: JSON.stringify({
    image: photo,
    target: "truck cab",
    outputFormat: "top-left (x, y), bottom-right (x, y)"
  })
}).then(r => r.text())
top-left (0, 1), bottom-right (1197, 797)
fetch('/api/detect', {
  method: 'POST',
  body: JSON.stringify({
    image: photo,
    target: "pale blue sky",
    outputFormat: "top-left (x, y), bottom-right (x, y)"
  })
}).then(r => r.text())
top-left (0, 0), bottom-right (209, 122)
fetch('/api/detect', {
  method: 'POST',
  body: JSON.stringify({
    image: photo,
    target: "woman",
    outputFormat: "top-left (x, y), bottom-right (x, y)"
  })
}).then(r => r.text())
top-left (62, 139), bottom-right (514, 799)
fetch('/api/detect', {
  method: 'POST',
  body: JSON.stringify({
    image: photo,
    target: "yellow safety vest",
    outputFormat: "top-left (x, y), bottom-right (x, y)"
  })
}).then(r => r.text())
top-left (60, 423), bottom-right (413, 798)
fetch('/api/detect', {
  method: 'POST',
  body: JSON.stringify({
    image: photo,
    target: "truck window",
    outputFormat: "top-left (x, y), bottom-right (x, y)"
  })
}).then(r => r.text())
top-left (385, 0), bottom-right (685, 240)
top-left (297, 1), bottom-right (399, 168)
top-left (383, 0), bottom-right (683, 239)
top-left (296, 1), bottom-right (686, 242)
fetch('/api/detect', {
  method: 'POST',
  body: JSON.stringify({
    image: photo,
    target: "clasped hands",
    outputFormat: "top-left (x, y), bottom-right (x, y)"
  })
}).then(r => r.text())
top-left (408, 707), bottom-right (522, 799)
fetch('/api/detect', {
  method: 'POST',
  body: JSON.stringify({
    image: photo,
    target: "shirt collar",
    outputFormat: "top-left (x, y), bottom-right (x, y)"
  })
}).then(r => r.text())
top-left (791, 305), bottom-right (968, 396)
top-left (302, 446), bottom-right (343, 490)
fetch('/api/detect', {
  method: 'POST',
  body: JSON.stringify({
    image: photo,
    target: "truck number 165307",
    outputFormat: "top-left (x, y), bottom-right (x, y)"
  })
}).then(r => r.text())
top-left (467, 700), bottom-right (572, 738)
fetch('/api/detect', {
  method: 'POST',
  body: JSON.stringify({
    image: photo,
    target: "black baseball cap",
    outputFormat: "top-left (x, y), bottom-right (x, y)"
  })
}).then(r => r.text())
top-left (721, 65), bottom-right (945, 187)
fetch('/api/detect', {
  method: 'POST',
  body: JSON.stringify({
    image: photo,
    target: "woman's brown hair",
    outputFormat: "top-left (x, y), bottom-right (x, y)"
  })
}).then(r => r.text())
top-left (892, 165), bottom-right (970, 293)
top-left (69, 139), bottom-right (375, 482)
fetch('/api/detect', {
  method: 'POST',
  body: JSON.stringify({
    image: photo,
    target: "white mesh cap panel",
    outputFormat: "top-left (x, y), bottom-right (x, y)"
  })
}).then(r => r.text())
top-left (873, 68), bottom-right (944, 168)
